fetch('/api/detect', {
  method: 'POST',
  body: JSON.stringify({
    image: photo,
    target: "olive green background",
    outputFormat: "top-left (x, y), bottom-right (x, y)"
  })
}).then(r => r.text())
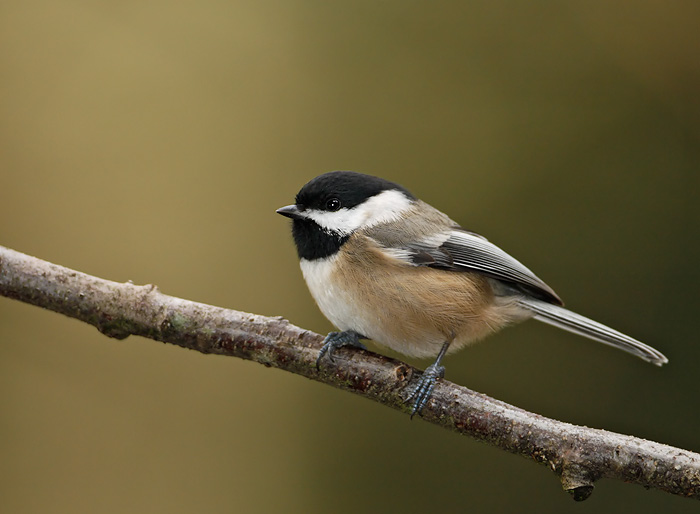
top-left (1, 2), bottom-right (699, 513)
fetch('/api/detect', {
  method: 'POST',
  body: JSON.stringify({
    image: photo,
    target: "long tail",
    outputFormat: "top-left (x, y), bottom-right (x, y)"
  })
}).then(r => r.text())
top-left (517, 297), bottom-right (668, 366)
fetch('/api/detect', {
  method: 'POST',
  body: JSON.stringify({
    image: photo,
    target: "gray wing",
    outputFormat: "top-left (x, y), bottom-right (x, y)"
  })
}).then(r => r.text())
top-left (399, 229), bottom-right (563, 305)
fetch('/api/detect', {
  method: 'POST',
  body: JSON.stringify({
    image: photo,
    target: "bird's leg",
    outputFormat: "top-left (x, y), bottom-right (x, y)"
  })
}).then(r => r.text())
top-left (316, 330), bottom-right (367, 368)
top-left (405, 339), bottom-right (452, 418)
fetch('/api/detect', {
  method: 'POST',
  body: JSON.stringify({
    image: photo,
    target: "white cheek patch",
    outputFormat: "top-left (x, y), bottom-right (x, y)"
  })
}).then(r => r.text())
top-left (305, 189), bottom-right (413, 235)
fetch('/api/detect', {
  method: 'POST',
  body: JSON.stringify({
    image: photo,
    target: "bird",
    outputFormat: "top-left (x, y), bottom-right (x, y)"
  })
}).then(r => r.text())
top-left (276, 171), bottom-right (668, 417)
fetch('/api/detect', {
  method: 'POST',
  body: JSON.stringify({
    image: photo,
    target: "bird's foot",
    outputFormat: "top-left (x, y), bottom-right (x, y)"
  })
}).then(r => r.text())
top-left (316, 331), bottom-right (366, 368)
top-left (405, 363), bottom-right (445, 418)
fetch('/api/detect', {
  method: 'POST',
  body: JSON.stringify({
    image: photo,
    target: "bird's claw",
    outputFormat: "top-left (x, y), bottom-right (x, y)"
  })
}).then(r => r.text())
top-left (405, 363), bottom-right (445, 418)
top-left (316, 331), bottom-right (366, 368)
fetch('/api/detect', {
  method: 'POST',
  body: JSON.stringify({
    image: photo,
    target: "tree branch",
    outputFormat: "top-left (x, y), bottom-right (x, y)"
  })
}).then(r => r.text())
top-left (1, 245), bottom-right (698, 502)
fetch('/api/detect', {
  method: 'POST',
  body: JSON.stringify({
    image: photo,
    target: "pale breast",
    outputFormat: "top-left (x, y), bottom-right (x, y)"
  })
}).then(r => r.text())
top-left (300, 235), bottom-right (529, 359)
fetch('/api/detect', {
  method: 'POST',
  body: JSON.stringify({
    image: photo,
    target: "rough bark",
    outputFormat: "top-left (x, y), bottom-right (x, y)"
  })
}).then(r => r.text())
top-left (1, 245), bottom-right (698, 501)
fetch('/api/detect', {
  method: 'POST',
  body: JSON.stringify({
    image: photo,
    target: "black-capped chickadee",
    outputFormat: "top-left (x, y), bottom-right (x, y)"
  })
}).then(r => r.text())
top-left (277, 171), bottom-right (668, 416)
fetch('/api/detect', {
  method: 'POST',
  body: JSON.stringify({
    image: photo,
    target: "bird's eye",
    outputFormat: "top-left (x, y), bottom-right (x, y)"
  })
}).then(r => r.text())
top-left (325, 198), bottom-right (341, 211)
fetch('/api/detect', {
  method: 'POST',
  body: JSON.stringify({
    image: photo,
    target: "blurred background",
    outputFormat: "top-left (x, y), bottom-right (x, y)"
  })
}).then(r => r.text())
top-left (1, 1), bottom-right (699, 513)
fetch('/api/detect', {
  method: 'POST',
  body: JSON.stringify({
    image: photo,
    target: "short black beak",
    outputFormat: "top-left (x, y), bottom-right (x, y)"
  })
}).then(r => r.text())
top-left (276, 204), bottom-right (305, 220)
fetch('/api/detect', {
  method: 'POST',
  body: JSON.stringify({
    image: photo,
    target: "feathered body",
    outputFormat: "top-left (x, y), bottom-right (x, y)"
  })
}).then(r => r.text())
top-left (300, 202), bottom-right (527, 359)
top-left (278, 171), bottom-right (667, 367)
